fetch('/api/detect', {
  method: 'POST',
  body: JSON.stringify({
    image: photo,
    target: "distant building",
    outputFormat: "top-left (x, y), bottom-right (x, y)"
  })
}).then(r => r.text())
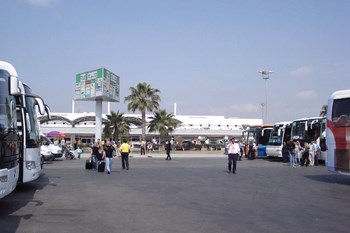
top-left (39, 112), bottom-right (262, 145)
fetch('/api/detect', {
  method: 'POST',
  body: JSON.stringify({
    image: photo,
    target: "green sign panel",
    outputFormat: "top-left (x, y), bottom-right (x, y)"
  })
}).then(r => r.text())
top-left (75, 68), bottom-right (120, 102)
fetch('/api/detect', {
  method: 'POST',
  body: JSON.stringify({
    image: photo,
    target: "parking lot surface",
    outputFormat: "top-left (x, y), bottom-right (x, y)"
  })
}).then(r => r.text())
top-left (1, 155), bottom-right (350, 233)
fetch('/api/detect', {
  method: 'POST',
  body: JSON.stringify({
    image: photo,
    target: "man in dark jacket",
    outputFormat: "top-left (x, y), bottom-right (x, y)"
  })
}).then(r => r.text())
top-left (165, 140), bottom-right (172, 160)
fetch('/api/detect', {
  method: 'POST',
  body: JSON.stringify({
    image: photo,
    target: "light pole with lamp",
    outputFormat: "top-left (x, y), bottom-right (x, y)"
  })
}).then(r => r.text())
top-left (259, 70), bottom-right (273, 123)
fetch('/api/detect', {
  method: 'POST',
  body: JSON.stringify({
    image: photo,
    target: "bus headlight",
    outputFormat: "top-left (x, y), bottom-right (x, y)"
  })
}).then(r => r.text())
top-left (25, 161), bottom-right (37, 170)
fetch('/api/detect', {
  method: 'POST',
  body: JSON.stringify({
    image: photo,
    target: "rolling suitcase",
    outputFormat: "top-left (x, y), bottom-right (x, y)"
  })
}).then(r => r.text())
top-left (85, 159), bottom-right (93, 170)
top-left (98, 161), bottom-right (105, 172)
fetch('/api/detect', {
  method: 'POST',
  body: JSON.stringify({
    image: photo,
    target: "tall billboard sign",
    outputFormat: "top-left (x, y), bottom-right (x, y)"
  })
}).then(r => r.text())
top-left (74, 68), bottom-right (120, 102)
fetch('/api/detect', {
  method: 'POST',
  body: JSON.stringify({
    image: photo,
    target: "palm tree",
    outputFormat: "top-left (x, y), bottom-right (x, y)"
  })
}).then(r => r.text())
top-left (148, 109), bottom-right (181, 143)
top-left (320, 104), bottom-right (327, 117)
top-left (124, 82), bottom-right (161, 140)
top-left (103, 111), bottom-right (142, 141)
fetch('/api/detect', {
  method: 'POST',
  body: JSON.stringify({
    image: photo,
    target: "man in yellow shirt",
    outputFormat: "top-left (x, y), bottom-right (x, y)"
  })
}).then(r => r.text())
top-left (119, 139), bottom-right (131, 170)
top-left (140, 139), bottom-right (146, 155)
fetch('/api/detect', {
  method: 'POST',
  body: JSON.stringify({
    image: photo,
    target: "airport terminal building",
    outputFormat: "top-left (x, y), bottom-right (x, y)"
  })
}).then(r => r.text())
top-left (41, 69), bottom-right (262, 146)
top-left (39, 111), bottom-right (262, 146)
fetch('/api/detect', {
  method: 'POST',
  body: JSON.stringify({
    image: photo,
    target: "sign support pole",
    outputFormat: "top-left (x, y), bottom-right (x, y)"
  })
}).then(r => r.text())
top-left (95, 100), bottom-right (103, 143)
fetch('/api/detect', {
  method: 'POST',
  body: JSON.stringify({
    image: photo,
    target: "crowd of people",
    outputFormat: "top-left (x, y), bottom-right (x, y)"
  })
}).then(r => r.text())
top-left (223, 137), bottom-right (326, 174)
top-left (87, 137), bottom-right (175, 175)
top-left (85, 136), bottom-right (325, 175)
top-left (89, 138), bottom-right (131, 174)
top-left (282, 139), bottom-right (323, 167)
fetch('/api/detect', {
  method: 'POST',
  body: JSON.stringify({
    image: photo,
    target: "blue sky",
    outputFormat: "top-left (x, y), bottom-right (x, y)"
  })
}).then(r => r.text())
top-left (1, 0), bottom-right (350, 123)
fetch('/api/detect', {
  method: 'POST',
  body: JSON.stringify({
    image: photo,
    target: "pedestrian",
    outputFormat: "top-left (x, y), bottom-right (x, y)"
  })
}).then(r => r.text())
top-left (76, 147), bottom-right (82, 159)
top-left (165, 139), bottom-right (172, 160)
top-left (140, 138), bottom-right (146, 155)
top-left (294, 141), bottom-right (301, 165)
top-left (247, 140), bottom-right (256, 160)
top-left (238, 140), bottom-right (243, 161)
top-left (301, 142), bottom-right (310, 166)
top-left (309, 140), bottom-right (316, 166)
top-left (61, 137), bottom-right (67, 155)
top-left (226, 138), bottom-right (240, 174)
top-left (119, 139), bottom-right (131, 170)
top-left (287, 140), bottom-right (297, 167)
top-left (282, 141), bottom-right (289, 163)
top-left (104, 140), bottom-right (116, 174)
top-left (313, 140), bottom-right (321, 166)
top-left (73, 138), bottom-right (78, 150)
top-left (96, 144), bottom-right (106, 171)
top-left (91, 142), bottom-right (100, 170)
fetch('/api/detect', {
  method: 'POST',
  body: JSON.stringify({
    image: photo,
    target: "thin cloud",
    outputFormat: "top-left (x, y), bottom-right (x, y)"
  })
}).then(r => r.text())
top-left (25, 0), bottom-right (58, 6)
top-left (290, 66), bottom-right (313, 78)
top-left (230, 104), bottom-right (259, 113)
top-left (296, 90), bottom-right (318, 99)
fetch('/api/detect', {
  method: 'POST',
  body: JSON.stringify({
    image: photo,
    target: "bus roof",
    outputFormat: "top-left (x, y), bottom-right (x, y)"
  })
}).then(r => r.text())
top-left (329, 89), bottom-right (350, 100)
top-left (292, 117), bottom-right (323, 122)
top-left (273, 121), bottom-right (292, 125)
top-left (0, 61), bottom-right (18, 77)
top-left (249, 124), bottom-right (273, 128)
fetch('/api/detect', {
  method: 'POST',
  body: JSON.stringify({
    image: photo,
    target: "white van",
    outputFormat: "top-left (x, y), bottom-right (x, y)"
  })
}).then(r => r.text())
top-left (40, 134), bottom-right (63, 160)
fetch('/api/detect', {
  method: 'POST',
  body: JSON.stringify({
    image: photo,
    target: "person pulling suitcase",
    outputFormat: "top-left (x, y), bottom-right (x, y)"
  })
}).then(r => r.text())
top-left (97, 145), bottom-right (106, 172)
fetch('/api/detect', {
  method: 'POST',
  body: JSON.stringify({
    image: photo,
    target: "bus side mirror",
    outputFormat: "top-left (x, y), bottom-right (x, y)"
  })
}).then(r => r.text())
top-left (10, 76), bottom-right (20, 95)
top-left (45, 104), bottom-right (51, 119)
top-left (34, 97), bottom-right (46, 115)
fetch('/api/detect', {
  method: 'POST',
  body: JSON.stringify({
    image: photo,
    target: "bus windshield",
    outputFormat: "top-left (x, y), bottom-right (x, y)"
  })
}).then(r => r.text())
top-left (0, 71), bottom-right (16, 130)
top-left (41, 134), bottom-right (53, 145)
top-left (268, 124), bottom-right (284, 146)
top-left (246, 125), bottom-right (272, 145)
top-left (331, 98), bottom-right (350, 127)
top-left (291, 121), bottom-right (306, 140)
top-left (23, 84), bottom-right (40, 147)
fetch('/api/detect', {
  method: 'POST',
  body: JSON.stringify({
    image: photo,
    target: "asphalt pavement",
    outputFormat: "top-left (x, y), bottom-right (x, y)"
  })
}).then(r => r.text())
top-left (1, 154), bottom-right (350, 233)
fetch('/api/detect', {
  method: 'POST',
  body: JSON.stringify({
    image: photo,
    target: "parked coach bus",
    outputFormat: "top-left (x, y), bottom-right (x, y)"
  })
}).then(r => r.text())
top-left (0, 61), bottom-right (20, 199)
top-left (16, 80), bottom-right (50, 183)
top-left (326, 89), bottom-right (350, 175)
top-left (0, 61), bottom-right (50, 199)
top-left (291, 116), bottom-right (326, 162)
top-left (243, 124), bottom-right (273, 158)
top-left (265, 121), bottom-right (292, 158)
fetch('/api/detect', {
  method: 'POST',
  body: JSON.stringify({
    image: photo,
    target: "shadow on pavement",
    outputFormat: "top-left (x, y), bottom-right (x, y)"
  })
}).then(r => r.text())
top-left (304, 174), bottom-right (350, 185)
top-left (0, 174), bottom-right (50, 233)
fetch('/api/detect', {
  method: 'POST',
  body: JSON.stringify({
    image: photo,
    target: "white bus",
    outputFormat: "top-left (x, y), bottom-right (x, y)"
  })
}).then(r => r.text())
top-left (291, 116), bottom-right (326, 162)
top-left (326, 89), bottom-right (350, 175)
top-left (0, 60), bottom-right (50, 199)
top-left (265, 121), bottom-right (292, 158)
top-left (0, 61), bottom-right (20, 198)
top-left (16, 81), bottom-right (50, 183)
top-left (243, 124), bottom-right (273, 158)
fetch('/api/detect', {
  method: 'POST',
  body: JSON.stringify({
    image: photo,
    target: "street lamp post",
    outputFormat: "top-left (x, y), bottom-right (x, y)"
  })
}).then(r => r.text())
top-left (259, 70), bottom-right (273, 123)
